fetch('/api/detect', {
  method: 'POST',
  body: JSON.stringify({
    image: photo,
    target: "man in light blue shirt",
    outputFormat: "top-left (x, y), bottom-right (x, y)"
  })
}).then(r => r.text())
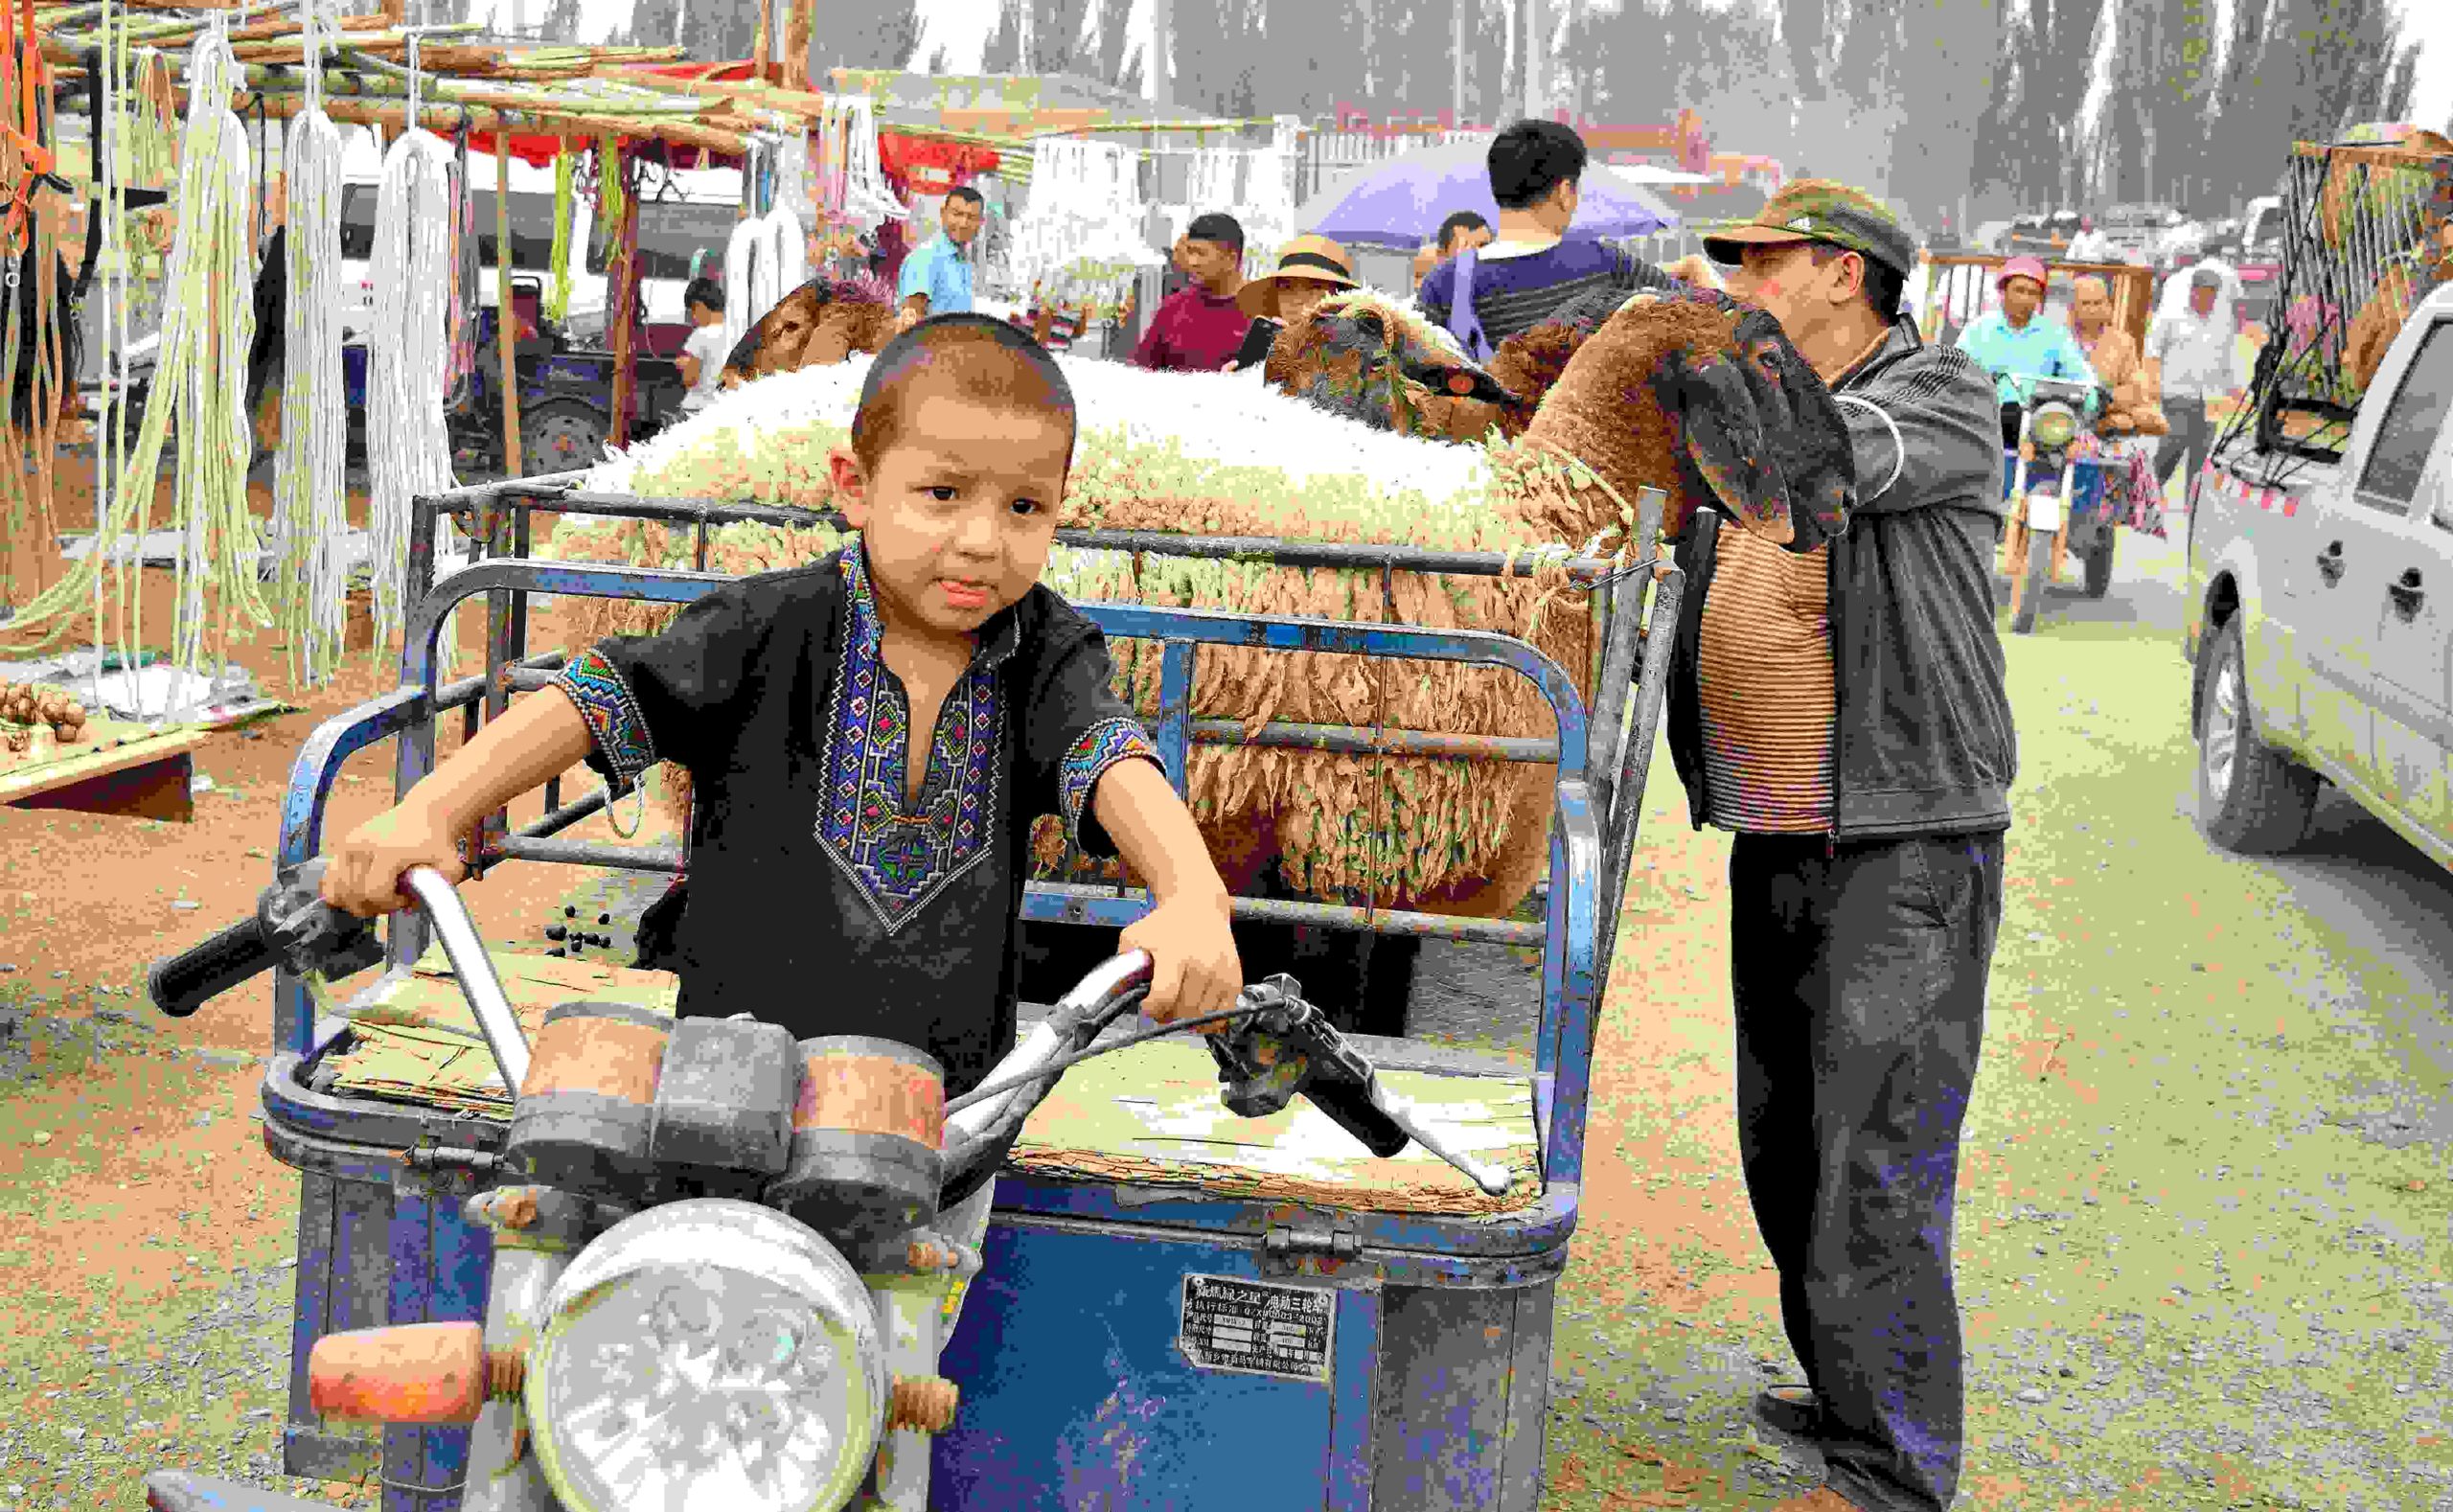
top-left (896, 186), bottom-right (983, 330)
top-left (1955, 256), bottom-right (2099, 447)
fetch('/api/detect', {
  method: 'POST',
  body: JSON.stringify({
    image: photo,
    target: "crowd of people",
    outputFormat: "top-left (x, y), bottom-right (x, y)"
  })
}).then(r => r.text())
top-left (1952, 251), bottom-right (2243, 502)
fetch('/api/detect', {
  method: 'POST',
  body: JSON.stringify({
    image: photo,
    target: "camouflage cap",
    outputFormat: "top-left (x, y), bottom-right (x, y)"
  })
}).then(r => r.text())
top-left (1702, 178), bottom-right (1918, 280)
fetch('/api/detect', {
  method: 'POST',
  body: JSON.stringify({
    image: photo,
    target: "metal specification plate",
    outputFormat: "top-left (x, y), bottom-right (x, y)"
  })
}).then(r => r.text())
top-left (1178, 1273), bottom-right (1336, 1383)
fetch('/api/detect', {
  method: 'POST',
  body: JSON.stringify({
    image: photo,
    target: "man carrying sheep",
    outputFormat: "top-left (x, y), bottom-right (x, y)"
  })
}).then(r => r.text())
top-left (1671, 180), bottom-right (2015, 1512)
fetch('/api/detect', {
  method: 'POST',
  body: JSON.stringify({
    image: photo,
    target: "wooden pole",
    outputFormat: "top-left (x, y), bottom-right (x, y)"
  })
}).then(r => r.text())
top-left (495, 131), bottom-right (523, 478)
top-left (753, 0), bottom-right (774, 86)
top-left (782, 0), bottom-right (813, 90)
top-left (608, 146), bottom-right (640, 449)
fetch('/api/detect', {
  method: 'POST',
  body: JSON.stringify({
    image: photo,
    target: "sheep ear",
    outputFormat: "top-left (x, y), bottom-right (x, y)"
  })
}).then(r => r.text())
top-left (1660, 349), bottom-right (1795, 545)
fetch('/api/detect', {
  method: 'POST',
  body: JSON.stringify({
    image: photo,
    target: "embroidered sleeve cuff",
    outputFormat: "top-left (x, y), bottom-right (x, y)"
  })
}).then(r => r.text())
top-left (553, 644), bottom-right (660, 796)
top-left (1057, 717), bottom-right (1163, 857)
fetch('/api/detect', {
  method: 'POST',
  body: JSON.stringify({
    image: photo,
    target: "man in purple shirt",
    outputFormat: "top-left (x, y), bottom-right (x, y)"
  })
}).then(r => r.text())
top-left (1132, 213), bottom-right (1254, 373)
top-left (1417, 120), bottom-right (1676, 357)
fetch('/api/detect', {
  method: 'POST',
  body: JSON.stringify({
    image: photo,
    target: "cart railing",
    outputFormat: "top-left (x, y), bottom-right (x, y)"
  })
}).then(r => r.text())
top-left (276, 479), bottom-right (1685, 1199)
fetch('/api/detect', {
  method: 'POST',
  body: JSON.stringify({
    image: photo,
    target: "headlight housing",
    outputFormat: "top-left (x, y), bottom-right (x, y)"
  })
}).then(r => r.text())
top-left (2030, 401), bottom-right (2078, 449)
top-left (528, 1198), bottom-right (887, 1512)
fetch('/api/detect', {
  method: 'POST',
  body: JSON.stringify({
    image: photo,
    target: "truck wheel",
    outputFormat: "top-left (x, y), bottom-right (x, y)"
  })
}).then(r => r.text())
top-left (2196, 618), bottom-right (2317, 854)
top-left (520, 401), bottom-right (608, 477)
top-left (2010, 524), bottom-right (2053, 634)
top-left (2082, 535), bottom-right (2116, 599)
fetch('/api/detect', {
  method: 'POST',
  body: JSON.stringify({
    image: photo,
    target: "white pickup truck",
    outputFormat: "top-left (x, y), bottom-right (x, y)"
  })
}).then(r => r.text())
top-left (2186, 282), bottom-right (2453, 859)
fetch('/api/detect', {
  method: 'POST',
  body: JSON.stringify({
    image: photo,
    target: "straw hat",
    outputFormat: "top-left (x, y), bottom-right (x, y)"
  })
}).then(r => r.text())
top-left (1238, 235), bottom-right (1363, 318)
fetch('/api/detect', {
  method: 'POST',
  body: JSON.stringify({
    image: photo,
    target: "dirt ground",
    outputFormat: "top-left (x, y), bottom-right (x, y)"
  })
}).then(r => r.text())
top-left (0, 471), bottom-right (2445, 1510)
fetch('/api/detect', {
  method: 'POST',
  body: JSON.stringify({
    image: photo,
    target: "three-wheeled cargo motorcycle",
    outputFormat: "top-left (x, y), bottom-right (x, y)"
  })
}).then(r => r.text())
top-left (132, 472), bottom-right (1688, 1512)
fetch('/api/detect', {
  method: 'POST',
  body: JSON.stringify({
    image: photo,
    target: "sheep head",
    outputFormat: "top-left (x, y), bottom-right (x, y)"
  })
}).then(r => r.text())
top-left (1264, 291), bottom-right (1530, 444)
top-left (1521, 286), bottom-right (1854, 552)
top-left (721, 276), bottom-right (895, 384)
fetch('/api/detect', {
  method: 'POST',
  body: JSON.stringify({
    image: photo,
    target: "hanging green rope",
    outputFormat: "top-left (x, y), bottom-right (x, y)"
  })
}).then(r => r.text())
top-left (547, 138), bottom-right (575, 326)
top-left (11, 25), bottom-right (266, 726)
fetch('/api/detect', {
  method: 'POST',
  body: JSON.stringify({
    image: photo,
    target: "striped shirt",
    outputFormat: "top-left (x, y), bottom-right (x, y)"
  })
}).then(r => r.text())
top-left (1697, 530), bottom-right (1835, 834)
top-left (1417, 237), bottom-right (1674, 347)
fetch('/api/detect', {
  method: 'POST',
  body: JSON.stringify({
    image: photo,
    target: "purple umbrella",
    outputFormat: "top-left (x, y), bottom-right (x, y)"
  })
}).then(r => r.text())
top-left (1296, 139), bottom-right (1681, 247)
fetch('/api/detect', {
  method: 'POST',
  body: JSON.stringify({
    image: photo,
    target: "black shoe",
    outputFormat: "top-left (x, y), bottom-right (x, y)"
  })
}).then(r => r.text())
top-left (1754, 1384), bottom-right (1825, 1438)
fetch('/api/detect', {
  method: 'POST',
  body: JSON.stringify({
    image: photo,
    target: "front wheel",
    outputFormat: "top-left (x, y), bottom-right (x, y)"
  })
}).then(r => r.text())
top-left (2010, 524), bottom-right (2054, 634)
top-left (2195, 618), bottom-right (2318, 854)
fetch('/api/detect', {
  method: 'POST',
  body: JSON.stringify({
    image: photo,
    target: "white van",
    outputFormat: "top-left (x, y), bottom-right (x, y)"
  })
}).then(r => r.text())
top-left (336, 128), bottom-right (745, 351)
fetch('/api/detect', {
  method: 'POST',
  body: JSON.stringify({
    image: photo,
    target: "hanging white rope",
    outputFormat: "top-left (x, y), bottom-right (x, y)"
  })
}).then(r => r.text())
top-left (829, 95), bottom-right (902, 230)
top-left (366, 61), bottom-right (463, 664)
top-left (272, 0), bottom-right (349, 686)
top-left (1009, 137), bottom-right (1157, 304)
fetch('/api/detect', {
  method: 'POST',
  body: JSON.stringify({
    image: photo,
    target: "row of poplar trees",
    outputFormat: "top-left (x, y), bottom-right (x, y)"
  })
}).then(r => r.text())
top-left (488, 0), bottom-right (2436, 241)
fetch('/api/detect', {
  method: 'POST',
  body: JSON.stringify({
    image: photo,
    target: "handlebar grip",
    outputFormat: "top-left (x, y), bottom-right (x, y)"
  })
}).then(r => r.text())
top-left (148, 914), bottom-right (282, 1019)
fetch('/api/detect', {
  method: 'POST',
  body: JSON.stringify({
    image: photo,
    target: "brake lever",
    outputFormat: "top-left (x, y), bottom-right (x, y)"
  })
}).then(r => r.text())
top-left (1209, 978), bottom-right (1512, 1197)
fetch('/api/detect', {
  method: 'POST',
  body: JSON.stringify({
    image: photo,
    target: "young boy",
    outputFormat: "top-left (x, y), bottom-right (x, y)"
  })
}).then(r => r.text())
top-left (674, 276), bottom-right (729, 416)
top-left (321, 314), bottom-right (1245, 1091)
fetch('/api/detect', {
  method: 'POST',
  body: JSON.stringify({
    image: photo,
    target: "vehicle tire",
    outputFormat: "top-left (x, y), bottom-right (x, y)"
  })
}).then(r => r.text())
top-left (2195, 618), bottom-right (2318, 855)
top-left (2082, 534), bottom-right (2116, 599)
top-left (2010, 524), bottom-right (2052, 634)
top-left (520, 400), bottom-right (608, 477)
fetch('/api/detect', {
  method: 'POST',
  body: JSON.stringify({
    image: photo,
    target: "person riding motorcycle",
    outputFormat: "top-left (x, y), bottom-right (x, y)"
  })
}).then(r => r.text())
top-left (1953, 256), bottom-right (2103, 449)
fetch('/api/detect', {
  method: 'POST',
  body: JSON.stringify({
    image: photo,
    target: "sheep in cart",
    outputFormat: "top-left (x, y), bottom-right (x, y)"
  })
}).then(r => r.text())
top-left (540, 286), bottom-right (1855, 1031)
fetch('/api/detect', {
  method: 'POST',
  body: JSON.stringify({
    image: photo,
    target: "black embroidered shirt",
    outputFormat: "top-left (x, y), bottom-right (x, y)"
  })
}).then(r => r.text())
top-left (552, 542), bottom-right (1161, 1093)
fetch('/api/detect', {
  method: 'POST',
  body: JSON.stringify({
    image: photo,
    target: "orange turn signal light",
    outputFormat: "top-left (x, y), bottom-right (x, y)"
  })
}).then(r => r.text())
top-left (308, 1321), bottom-right (524, 1426)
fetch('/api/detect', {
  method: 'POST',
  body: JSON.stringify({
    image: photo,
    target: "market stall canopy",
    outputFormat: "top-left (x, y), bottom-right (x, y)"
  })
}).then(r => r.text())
top-left (1296, 139), bottom-right (1680, 247)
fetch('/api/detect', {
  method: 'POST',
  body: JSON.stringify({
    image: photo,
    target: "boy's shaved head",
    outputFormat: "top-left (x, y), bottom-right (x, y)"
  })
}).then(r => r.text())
top-left (850, 314), bottom-right (1076, 478)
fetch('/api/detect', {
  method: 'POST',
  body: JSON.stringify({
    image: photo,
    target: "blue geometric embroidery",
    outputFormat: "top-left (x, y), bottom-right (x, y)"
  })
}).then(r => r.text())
top-left (1059, 718), bottom-right (1162, 846)
top-left (554, 646), bottom-right (657, 793)
top-left (814, 543), bottom-right (1013, 933)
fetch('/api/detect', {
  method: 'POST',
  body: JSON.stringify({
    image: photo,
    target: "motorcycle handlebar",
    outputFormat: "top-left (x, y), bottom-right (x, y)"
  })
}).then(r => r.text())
top-left (144, 866), bottom-right (532, 1092)
top-left (146, 914), bottom-right (284, 1019)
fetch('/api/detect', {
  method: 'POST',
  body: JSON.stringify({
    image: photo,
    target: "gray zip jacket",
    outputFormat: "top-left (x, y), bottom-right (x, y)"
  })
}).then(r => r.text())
top-left (1666, 316), bottom-right (2019, 842)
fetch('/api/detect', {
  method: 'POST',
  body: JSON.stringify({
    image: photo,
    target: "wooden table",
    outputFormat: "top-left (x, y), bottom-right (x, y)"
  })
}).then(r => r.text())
top-left (0, 721), bottom-right (206, 822)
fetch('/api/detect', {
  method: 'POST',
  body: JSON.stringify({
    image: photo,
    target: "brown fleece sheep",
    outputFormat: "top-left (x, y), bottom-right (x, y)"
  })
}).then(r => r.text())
top-left (2346, 218), bottom-right (2453, 395)
top-left (1483, 283), bottom-right (1641, 437)
top-left (1263, 290), bottom-right (1531, 443)
top-left (719, 276), bottom-right (898, 384)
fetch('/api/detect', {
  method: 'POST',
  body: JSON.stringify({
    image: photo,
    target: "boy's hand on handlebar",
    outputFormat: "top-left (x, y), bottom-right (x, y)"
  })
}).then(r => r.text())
top-left (322, 800), bottom-right (470, 917)
top-left (1122, 892), bottom-right (1242, 1035)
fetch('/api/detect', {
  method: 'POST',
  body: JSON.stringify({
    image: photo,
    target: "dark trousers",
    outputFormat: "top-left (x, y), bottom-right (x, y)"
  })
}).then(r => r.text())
top-left (1997, 401), bottom-right (2022, 451)
top-left (2154, 397), bottom-right (2212, 509)
top-left (1728, 831), bottom-right (2004, 1512)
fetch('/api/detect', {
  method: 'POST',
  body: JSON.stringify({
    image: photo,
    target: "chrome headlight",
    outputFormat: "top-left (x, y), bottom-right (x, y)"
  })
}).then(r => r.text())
top-left (528, 1199), bottom-right (887, 1512)
top-left (2031, 402), bottom-right (2078, 449)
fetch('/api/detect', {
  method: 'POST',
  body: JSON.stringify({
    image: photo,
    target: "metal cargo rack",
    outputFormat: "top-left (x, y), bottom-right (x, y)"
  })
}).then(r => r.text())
top-left (258, 470), bottom-right (1688, 1511)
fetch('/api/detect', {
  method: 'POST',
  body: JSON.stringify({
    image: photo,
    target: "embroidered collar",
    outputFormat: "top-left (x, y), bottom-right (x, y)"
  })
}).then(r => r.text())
top-left (819, 540), bottom-right (1014, 934)
top-left (841, 539), bottom-right (1022, 675)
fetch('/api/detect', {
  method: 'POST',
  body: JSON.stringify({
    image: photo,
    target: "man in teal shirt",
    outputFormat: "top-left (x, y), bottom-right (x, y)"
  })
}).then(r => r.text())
top-left (896, 187), bottom-right (983, 331)
top-left (1955, 256), bottom-right (2099, 447)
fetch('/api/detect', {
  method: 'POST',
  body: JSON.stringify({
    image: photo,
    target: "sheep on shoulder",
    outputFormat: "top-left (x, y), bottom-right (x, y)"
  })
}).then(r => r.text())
top-left (719, 273), bottom-right (899, 386)
top-left (1262, 289), bottom-right (1531, 443)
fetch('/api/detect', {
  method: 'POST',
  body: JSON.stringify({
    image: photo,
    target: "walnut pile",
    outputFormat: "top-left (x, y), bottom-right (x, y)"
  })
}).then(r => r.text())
top-left (0, 681), bottom-right (89, 746)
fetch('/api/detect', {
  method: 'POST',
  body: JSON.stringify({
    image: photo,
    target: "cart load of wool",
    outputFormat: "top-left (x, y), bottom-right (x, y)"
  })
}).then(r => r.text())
top-left (543, 352), bottom-right (1646, 920)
